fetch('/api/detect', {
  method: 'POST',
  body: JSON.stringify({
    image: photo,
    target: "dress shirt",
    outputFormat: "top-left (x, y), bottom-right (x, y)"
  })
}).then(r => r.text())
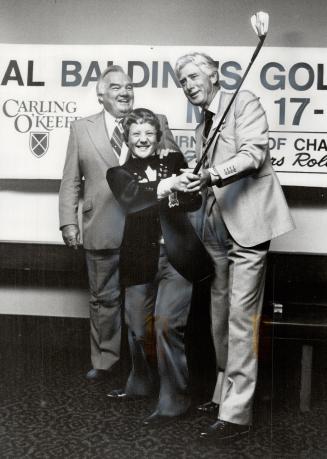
top-left (206, 89), bottom-right (221, 121)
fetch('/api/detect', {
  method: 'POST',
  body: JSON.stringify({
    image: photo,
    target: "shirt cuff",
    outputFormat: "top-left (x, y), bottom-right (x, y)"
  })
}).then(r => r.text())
top-left (157, 176), bottom-right (176, 199)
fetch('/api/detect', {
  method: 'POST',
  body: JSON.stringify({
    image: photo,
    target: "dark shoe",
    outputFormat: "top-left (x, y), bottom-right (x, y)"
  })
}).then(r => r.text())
top-left (200, 419), bottom-right (251, 441)
top-left (107, 388), bottom-right (148, 400)
top-left (197, 401), bottom-right (219, 415)
top-left (85, 368), bottom-right (107, 382)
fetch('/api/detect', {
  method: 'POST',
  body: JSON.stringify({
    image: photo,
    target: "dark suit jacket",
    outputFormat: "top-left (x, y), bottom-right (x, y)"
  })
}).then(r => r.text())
top-left (106, 152), bottom-right (213, 286)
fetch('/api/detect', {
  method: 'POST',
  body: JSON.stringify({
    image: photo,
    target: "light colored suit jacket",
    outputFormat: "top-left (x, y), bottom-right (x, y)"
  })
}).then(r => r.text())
top-left (59, 110), bottom-right (179, 250)
top-left (196, 90), bottom-right (295, 247)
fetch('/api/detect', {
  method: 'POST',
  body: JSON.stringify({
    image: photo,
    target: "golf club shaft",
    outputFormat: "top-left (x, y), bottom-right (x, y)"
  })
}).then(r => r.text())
top-left (193, 35), bottom-right (266, 175)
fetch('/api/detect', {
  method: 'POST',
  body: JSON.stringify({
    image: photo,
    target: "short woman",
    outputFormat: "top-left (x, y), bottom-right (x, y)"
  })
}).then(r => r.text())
top-left (106, 108), bottom-right (212, 425)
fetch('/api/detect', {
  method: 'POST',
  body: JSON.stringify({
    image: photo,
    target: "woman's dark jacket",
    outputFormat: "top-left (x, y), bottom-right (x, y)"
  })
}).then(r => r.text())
top-left (106, 152), bottom-right (213, 286)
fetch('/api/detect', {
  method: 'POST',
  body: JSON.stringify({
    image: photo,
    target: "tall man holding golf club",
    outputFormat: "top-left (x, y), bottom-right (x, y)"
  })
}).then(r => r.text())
top-left (175, 12), bottom-right (294, 441)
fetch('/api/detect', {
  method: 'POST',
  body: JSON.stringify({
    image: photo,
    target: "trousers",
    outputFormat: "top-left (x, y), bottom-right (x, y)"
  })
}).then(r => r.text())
top-left (85, 249), bottom-right (122, 370)
top-left (124, 246), bottom-right (192, 416)
top-left (203, 199), bottom-right (269, 425)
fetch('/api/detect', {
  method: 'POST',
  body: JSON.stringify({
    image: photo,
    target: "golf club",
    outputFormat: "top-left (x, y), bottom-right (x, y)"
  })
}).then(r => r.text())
top-left (193, 11), bottom-right (269, 175)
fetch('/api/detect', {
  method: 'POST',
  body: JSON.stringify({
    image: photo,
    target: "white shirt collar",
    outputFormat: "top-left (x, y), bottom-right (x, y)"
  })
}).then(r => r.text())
top-left (104, 110), bottom-right (122, 138)
top-left (207, 89), bottom-right (221, 117)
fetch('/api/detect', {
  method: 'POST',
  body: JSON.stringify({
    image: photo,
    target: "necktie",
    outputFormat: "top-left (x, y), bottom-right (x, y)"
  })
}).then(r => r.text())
top-left (202, 110), bottom-right (214, 170)
top-left (203, 109), bottom-right (214, 142)
top-left (111, 120), bottom-right (123, 156)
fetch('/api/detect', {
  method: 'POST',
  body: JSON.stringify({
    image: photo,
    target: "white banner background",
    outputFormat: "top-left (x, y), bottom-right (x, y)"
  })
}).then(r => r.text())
top-left (1, 44), bottom-right (327, 186)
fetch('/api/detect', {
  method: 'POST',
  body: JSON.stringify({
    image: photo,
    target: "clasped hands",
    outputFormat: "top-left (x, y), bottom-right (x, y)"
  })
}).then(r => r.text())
top-left (171, 169), bottom-right (211, 193)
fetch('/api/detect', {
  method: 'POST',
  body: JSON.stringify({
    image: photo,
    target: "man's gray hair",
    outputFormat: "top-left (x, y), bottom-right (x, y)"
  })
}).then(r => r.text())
top-left (175, 52), bottom-right (219, 87)
top-left (96, 65), bottom-right (126, 97)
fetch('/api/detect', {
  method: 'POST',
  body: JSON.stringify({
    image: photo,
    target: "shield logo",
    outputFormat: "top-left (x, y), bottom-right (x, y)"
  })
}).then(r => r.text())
top-left (29, 132), bottom-right (49, 158)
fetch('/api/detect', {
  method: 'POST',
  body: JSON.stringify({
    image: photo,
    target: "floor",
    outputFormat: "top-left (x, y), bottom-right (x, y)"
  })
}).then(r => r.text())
top-left (0, 314), bottom-right (327, 458)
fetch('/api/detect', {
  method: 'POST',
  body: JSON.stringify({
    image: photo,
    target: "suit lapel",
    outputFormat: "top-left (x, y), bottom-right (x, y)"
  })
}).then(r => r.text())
top-left (209, 95), bottom-right (224, 135)
top-left (206, 92), bottom-right (230, 164)
top-left (195, 120), bottom-right (219, 164)
top-left (86, 111), bottom-right (119, 167)
top-left (195, 94), bottom-right (224, 164)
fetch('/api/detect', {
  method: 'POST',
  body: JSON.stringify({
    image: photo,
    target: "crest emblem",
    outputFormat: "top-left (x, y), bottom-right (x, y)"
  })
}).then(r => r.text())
top-left (29, 132), bottom-right (49, 157)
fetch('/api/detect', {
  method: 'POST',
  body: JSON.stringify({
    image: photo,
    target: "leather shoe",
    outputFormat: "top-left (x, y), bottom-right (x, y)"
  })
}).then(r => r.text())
top-left (107, 388), bottom-right (148, 400)
top-left (197, 401), bottom-right (219, 415)
top-left (200, 419), bottom-right (251, 441)
top-left (85, 368), bottom-right (107, 382)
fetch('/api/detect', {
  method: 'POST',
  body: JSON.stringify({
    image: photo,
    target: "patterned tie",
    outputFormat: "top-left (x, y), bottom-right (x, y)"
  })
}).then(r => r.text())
top-left (110, 119), bottom-right (123, 156)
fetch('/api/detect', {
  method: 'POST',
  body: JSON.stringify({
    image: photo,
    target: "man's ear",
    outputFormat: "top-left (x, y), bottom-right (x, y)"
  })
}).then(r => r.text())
top-left (98, 95), bottom-right (104, 104)
top-left (210, 71), bottom-right (219, 86)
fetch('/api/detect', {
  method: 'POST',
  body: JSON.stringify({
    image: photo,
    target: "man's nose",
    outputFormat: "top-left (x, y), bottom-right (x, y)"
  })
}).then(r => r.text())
top-left (185, 79), bottom-right (194, 91)
top-left (120, 86), bottom-right (129, 96)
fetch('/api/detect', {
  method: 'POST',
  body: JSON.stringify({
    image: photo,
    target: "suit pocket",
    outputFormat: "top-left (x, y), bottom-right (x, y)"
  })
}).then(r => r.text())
top-left (82, 199), bottom-right (93, 213)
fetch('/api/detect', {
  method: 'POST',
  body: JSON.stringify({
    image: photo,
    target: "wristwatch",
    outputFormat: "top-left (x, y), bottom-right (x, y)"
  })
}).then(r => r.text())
top-left (208, 165), bottom-right (221, 186)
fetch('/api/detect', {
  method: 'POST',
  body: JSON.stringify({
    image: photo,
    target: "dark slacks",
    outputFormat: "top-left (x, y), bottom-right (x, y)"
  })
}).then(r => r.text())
top-left (124, 246), bottom-right (192, 416)
top-left (85, 249), bottom-right (122, 370)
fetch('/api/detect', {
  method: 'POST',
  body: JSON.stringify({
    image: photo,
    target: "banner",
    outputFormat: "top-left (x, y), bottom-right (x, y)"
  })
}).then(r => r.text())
top-left (1, 44), bottom-right (327, 186)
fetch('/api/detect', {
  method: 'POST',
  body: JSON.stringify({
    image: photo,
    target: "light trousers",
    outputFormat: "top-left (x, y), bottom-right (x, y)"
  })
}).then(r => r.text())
top-left (203, 201), bottom-right (269, 425)
top-left (85, 249), bottom-right (122, 371)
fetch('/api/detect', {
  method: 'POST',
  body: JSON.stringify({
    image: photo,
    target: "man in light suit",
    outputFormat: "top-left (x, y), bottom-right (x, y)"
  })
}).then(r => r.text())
top-left (59, 65), bottom-right (179, 381)
top-left (175, 52), bottom-right (295, 440)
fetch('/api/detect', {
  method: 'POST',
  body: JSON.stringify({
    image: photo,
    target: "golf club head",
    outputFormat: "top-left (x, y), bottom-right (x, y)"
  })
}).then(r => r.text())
top-left (251, 11), bottom-right (269, 38)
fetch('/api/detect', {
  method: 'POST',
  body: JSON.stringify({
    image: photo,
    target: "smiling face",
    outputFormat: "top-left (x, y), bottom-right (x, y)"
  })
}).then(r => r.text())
top-left (178, 62), bottom-right (218, 108)
top-left (99, 71), bottom-right (134, 117)
top-left (127, 122), bottom-right (158, 159)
